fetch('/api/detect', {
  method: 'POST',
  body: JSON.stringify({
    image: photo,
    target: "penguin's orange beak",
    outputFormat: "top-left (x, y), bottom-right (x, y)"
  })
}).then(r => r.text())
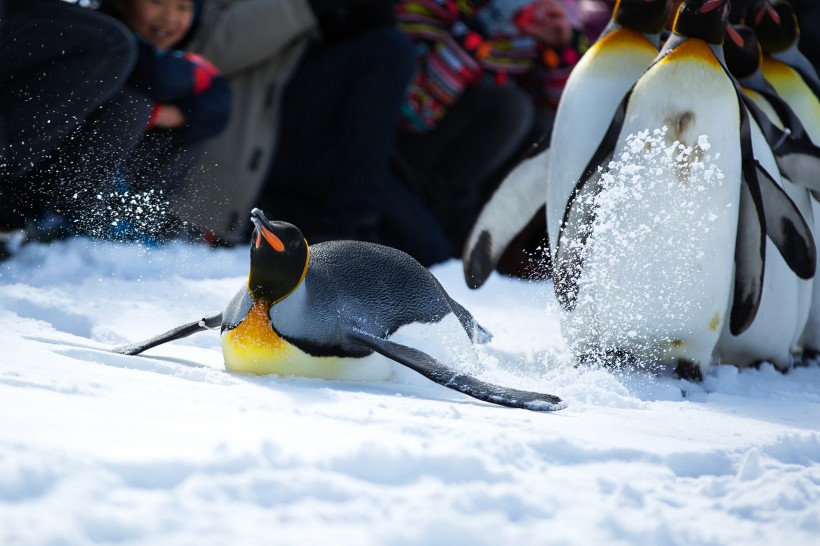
top-left (726, 24), bottom-right (744, 47)
top-left (699, 0), bottom-right (723, 13)
top-left (255, 224), bottom-right (285, 252)
top-left (754, 4), bottom-right (780, 25)
top-left (250, 208), bottom-right (286, 252)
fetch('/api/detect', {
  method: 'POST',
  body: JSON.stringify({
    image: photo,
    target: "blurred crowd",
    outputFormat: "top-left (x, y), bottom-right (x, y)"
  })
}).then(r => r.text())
top-left (1, 0), bottom-right (818, 270)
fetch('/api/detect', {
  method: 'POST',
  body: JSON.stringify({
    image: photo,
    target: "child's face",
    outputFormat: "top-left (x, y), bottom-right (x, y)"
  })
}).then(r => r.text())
top-left (121, 0), bottom-right (194, 50)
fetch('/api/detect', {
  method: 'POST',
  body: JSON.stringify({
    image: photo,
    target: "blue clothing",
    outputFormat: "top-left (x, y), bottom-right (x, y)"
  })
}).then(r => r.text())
top-left (128, 36), bottom-right (231, 144)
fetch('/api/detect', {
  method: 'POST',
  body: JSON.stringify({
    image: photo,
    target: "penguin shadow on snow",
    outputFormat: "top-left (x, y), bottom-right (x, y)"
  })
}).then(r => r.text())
top-left (53, 344), bottom-right (231, 385)
top-left (228, 366), bottom-right (499, 411)
top-left (3, 297), bottom-right (94, 339)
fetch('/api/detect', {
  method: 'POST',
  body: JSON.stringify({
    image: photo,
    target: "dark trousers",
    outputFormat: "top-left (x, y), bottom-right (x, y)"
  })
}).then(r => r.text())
top-left (396, 83), bottom-right (544, 254)
top-left (0, 2), bottom-right (137, 177)
top-left (0, 3), bottom-right (198, 237)
top-left (260, 26), bottom-right (451, 266)
top-left (124, 129), bottom-right (206, 197)
top-left (0, 2), bottom-right (146, 230)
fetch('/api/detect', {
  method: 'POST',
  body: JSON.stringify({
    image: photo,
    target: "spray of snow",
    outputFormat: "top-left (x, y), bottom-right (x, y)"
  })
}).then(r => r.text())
top-left (69, 188), bottom-right (172, 240)
top-left (563, 127), bottom-right (727, 367)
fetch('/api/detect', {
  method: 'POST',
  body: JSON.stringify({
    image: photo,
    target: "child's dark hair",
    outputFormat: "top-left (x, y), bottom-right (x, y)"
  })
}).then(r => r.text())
top-left (98, 0), bottom-right (205, 49)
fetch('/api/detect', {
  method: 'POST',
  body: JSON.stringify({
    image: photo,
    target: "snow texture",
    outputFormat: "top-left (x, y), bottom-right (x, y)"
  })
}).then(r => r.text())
top-left (1, 239), bottom-right (819, 545)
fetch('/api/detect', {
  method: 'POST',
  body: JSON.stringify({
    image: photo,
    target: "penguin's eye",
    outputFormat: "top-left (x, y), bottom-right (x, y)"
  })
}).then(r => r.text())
top-left (289, 240), bottom-right (301, 250)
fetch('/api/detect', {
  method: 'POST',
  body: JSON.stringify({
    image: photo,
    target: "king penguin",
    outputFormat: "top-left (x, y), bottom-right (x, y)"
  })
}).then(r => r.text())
top-left (115, 209), bottom-right (565, 412)
top-left (462, 0), bottom-right (673, 289)
top-left (552, 0), bottom-right (814, 375)
top-left (740, 1), bottom-right (820, 188)
top-left (746, 1), bottom-right (820, 358)
top-left (748, 0), bottom-right (820, 102)
top-left (714, 23), bottom-right (816, 369)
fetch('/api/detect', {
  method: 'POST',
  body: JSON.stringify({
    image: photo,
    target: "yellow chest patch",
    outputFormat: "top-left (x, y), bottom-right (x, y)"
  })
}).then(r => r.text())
top-left (582, 28), bottom-right (658, 74)
top-left (221, 300), bottom-right (342, 377)
top-left (761, 57), bottom-right (820, 138)
top-left (659, 39), bottom-right (722, 70)
top-left (761, 56), bottom-right (801, 84)
top-left (596, 28), bottom-right (659, 56)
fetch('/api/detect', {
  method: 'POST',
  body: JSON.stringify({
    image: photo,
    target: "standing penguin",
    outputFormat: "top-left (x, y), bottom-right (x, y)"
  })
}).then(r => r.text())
top-left (115, 209), bottom-right (565, 412)
top-left (553, 0), bottom-right (814, 375)
top-left (748, 0), bottom-right (820, 100)
top-left (715, 23), bottom-right (815, 369)
top-left (462, 0), bottom-right (673, 289)
top-left (746, 1), bottom-right (820, 358)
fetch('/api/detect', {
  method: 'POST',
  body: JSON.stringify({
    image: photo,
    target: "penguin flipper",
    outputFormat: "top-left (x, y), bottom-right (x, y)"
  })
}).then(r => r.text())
top-left (755, 161), bottom-right (816, 279)
top-left (731, 180), bottom-right (765, 336)
top-left (731, 94), bottom-right (769, 336)
top-left (462, 147), bottom-right (551, 289)
top-left (344, 328), bottom-right (565, 411)
top-left (112, 312), bottom-right (223, 356)
top-left (741, 92), bottom-right (820, 191)
top-left (554, 89), bottom-right (630, 311)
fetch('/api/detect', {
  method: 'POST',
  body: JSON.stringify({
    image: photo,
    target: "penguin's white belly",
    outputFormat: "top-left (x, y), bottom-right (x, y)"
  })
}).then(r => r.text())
top-left (799, 198), bottom-right (820, 354)
top-left (547, 29), bottom-right (659, 259)
top-left (389, 313), bottom-right (482, 371)
top-left (563, 46), bottom-right (741, 366)
top-left (221, 304), bottom-right (475, 382)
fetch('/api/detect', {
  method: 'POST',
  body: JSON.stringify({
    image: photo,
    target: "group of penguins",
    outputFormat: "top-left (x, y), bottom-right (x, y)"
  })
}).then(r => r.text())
top-left (115, 0), bottom-right (820, 413)
top-left (466, 0), bottom-right (820, 379)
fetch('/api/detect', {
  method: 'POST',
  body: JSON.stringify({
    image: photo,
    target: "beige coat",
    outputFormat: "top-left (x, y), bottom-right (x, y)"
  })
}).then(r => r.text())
top-left (175, 0), bottom-right (319, 243)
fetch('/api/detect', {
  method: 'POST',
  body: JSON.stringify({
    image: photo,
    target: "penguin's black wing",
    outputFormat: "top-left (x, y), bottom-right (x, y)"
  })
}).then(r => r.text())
top-left (754, 160), bottom-right (816, 279)
top-left (740, 91), bottom-right (820, 192)
top-left (731, 90), bottom-right (768, 336)
top-left (112, 311), bottom-right (223, 355)
top-left (553, 87), bottom-right (631, 312)
top-left (343, 327), bottom-right (565, 412)
top-left (221, 286), bottom-right (254, 332)
top-left (463, 138), bottom-right (551, 290)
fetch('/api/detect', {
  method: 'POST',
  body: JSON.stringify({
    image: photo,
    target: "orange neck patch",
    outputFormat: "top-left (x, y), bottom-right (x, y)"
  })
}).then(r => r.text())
top-left (595, 27), bottom-right (658, 57)
top-left (221, 300), bottom-right (290, 375)
top-left (661, 38), bottom-right (722, 69)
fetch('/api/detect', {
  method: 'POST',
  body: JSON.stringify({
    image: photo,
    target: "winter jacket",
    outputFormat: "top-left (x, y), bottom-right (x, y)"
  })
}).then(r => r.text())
top-left (173, 0), bottom-right (319, 242)
top-left (397, 0), bottom-right (586, 132)
top-left (128, 36), bottom-right (231, 145)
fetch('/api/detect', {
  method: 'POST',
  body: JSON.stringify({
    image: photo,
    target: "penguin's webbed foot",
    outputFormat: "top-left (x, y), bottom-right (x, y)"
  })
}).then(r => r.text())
top-left (674, 359), bottom-right (703, 382)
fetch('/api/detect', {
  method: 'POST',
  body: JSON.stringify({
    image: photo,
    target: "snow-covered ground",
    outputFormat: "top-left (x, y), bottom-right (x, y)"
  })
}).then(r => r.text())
top-left (1, 238), bottom-right (818, 546)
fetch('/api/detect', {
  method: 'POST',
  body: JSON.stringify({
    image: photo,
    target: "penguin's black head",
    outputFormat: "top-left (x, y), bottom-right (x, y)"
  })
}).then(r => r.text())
top-left (247, 208), bottom-right (309, 304)
top-left (747, 0), bottom-right (798, 54)
top-left (723, 24), bottom-right (762, 78)
top-left (614, 0), bottom-right (673, 35)
top-left (673, 0), bottom-right (735, 45)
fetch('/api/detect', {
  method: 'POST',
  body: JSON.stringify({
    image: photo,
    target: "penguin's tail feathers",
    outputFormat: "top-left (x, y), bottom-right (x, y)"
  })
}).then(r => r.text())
top-left (112, 312), bottom-right (222, 356)
top-left (471, 321), bottom-right (493, 345)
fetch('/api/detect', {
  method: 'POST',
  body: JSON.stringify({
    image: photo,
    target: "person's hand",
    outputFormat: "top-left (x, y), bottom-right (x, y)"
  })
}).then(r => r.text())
top-left (514, 0), bottom-right (572, 47)
top-left (153, 104), bottom-right (186, 129)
